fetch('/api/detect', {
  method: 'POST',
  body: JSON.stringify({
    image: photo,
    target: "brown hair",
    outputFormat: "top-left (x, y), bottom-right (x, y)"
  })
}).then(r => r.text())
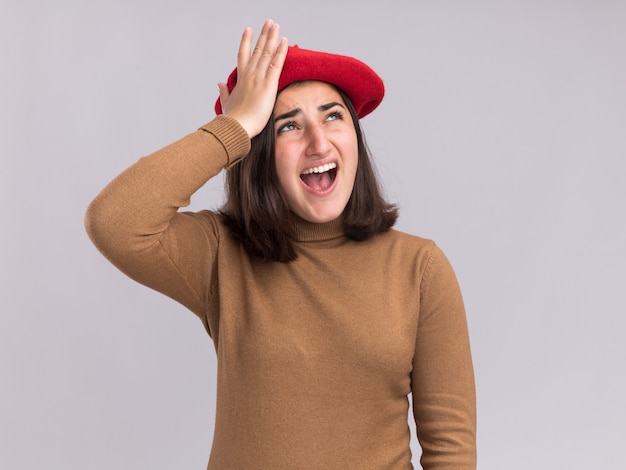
top-left (220, 86), bottom-right (398, 262)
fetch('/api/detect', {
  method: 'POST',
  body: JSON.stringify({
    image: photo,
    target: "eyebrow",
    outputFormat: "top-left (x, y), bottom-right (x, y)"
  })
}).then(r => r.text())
top-left (274, 101), bottom-right (345, 123)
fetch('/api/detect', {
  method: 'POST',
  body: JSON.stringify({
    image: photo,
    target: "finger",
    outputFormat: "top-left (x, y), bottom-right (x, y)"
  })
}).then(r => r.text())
top-left (247, 19), bottom-right (274, 68)
top-left (236, 26), bottom-right (253, 76)
top-left (266, 36), bottom-right (288, 80)
top-left (251, 21), bottom-right (282, 81)
top-left (217, 82), bottom-right (230, 111)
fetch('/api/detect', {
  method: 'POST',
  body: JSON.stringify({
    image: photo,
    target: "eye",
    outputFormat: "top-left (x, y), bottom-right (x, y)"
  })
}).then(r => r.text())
top-left (326, 109), bottom-right (344, 122)
top-left (277, 121), bottom-right (298, 133)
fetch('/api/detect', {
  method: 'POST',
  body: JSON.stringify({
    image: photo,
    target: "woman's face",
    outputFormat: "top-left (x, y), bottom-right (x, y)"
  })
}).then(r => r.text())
top-left (273, 81), bottom-right (358, 223)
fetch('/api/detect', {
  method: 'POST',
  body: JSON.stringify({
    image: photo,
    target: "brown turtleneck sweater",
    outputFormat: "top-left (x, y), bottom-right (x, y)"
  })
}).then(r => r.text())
top-left (85, 115), bottom-right (476, 469)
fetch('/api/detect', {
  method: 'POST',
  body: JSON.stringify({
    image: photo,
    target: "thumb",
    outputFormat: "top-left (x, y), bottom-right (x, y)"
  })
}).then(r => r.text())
top-left (217, 82), bottom-right (231, 112)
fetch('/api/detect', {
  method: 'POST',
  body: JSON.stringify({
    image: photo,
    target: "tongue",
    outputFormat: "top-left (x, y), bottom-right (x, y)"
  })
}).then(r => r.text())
top-left (301, 172), bottom-right (333, 191)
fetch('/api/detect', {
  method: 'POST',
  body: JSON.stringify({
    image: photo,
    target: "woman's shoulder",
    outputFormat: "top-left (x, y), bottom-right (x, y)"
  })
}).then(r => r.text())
top-left (378, 228), bottom-right (456, 273)
top-left (359, 227), bottom-right (437, 269)
top-left (385, 227), bottom-right (436, 250)
top-left (380, 229), bottom-right (462, 291)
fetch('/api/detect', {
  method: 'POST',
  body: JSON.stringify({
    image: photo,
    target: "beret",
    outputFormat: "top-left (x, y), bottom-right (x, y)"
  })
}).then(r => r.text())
top-left (214, 45), bottom-right (384, 119)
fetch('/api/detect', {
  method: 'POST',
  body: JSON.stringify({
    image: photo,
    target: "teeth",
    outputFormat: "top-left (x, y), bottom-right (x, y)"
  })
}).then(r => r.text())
top-left (301, 162), bottom-right (337, 175)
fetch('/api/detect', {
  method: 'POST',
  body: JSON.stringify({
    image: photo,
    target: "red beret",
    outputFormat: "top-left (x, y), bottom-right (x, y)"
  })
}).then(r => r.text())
top-left (214, 45), bottom-right (384, 119)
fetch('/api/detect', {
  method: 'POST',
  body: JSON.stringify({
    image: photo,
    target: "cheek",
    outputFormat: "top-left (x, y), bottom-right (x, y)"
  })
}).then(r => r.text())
top-left (343, 141), bottom-right (359, 179)
top-left (274, 148), bottom-right (296, 190)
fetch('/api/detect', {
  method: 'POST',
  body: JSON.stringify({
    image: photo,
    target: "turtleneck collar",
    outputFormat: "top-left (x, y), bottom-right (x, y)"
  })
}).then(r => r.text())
top-left (290, 214), bottom-right (345, 242)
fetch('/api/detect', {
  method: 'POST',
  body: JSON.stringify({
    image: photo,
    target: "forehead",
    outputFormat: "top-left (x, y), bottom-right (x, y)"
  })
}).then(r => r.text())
top-left (274, 81), bottom-right (346, 113)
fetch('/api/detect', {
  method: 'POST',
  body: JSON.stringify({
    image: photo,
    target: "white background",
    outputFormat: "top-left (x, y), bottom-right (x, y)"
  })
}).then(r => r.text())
top-left (1, 1), bottom-right (625, 468)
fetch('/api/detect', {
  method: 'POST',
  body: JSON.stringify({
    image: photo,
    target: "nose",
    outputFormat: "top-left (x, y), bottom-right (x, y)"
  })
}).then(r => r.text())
top-left (304, 123), bottom-right (331, 158)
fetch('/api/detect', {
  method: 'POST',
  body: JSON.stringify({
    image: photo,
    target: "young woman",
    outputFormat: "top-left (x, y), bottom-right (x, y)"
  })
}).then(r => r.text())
top-left (86, 20), bottom-right (476, 470)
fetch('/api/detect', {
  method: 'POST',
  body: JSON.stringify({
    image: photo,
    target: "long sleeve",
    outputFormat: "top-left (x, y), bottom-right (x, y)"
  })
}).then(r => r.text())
top-left (84, 115), bottom-right (250, 321)
top-left (412, 244), bottom-right (477, 469)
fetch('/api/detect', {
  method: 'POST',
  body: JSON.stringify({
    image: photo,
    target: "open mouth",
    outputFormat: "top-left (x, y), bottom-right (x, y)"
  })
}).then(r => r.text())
top-left (300, 162), bottom-right (337, 192)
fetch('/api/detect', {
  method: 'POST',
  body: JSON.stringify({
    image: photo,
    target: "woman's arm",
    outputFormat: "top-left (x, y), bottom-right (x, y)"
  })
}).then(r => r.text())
top-left (84, 116), bottom-right (250, 317)
top-left (412, 244), bottom-right (477, 469)
top-left (85, 20), bottom-right (288, 319)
